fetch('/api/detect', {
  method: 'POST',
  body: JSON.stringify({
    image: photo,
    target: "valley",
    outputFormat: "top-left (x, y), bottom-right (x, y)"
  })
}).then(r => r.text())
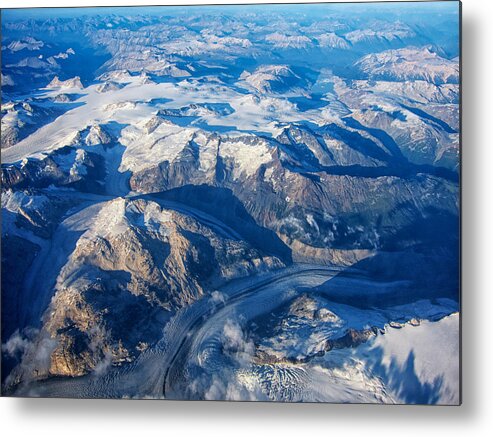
top-left (1, 2), bottom-right (460, 404)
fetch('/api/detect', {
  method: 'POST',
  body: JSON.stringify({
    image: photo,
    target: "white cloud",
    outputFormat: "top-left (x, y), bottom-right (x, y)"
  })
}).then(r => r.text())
top-left (222, 318), bottom-right (255, 364)
top-left (210, 290), bottom-right (226, 305)
top-left (2, 329), bottom-right (31, 357)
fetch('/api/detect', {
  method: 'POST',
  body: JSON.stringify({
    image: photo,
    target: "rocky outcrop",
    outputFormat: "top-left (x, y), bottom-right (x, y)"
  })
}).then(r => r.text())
top-left (239, 65), bottom-right (309, 94)
top-left (31, 198), bottom-right (284, 378)
top-left (2, 189), bottom-right (78, 239)
top-left (1, 101), bottom-right (63, 149)
top-left (46, 75), bottom-right (83, 89)
top-left (134, 148), bottom-right (458, 266)
top-left (1, 146), bottom-right (106, 193)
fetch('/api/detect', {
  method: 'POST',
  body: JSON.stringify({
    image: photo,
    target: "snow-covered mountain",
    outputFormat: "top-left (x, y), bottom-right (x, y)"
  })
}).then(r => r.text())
top-left (345, 21), bottom-right (416, 45)
top-left (1, 101), bottom-right (72, 149)
top-left (239, 65), bottom-right (308, 94)
top-left (6, 36), bottom-right (44, 52)
top-left (355, 47), bottom-right (459, 84)
top-left (46, 75), bottom-right (84, 89)
top-left (1, 2), bottom-right (460, 404)
top-left (316, 32), bottom-right (350, 49)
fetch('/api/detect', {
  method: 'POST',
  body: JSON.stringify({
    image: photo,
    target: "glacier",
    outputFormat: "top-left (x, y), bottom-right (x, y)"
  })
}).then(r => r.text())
top-left (1, 1), bottom-right (460, 404)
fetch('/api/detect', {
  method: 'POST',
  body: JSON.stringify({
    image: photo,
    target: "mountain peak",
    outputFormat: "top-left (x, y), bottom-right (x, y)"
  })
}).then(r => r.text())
top-left (46, 75), bottom-right (83, 89)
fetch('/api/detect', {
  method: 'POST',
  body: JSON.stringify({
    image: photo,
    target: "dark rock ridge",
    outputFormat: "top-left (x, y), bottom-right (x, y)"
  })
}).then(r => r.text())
top-left (2, 146), bottom-right (106, 193)
top-left (128, 122), bottom-right (458, 266)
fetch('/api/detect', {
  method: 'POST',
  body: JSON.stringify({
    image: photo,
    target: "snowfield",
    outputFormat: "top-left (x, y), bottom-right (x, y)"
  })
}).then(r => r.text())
top-left (2, 74), bottom-right (338, 166)
top-left (1, 2), bottom-right (460, 404)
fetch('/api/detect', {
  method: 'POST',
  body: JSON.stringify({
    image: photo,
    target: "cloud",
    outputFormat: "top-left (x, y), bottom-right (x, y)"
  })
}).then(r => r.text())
top-left (306, 214), bottom-right (320, 234)
top-left (180, 317), bottom-right (270, 401)
top-left (2, 328), bottom-right (58, 391)
top-left (32, 336), bottom-right (58, 373)
top-left (222, 318), bottom-right (255, 364)
top-left (203, 372), bottom-right (268, 402)
top-left (210, 290), bottom-right (226, 305)
top-left (2, 329), bottom-right (31, 357)
top-left (92, 351), bottom-right (113, 376)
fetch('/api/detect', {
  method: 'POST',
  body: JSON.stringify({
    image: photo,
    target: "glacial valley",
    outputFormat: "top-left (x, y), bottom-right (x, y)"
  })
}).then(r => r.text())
top-left (1, 2), bottom-right (460, 403)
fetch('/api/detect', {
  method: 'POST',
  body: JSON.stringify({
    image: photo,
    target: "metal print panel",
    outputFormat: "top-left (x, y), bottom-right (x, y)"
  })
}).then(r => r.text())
top-left (0, 1), bottom-right (461, 404)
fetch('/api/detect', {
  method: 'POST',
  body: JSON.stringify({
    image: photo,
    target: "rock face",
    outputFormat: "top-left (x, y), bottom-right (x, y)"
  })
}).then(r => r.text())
top-left (239, 65), bottom-right (308, 94)
top-left (46, 75), bottom-right (84, 89)
top-left (333, 78), bottom-right (459, 170)
top-left (2, 189), bottom-right (75, 238)
top-left (95, 81), bottom-right (124, 93)
top-left (84, 124), bottom-right (112, 146)
top-left (1, 4), bottom-right (459, 400)
top-left (316, 33), bottom-right (350, 49)
top-left (250, 293), bottom-right (374, 365)
top-left (127, 119), bottom-right (458, 265)
top-left (7, 37), bottom-right (44, 52)
top-left (1, 101), bottom-right (63, 149)
top-left (31, 198), bottom-right (284, 378)
top-left (1, 146), bottom-right (106, 193)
